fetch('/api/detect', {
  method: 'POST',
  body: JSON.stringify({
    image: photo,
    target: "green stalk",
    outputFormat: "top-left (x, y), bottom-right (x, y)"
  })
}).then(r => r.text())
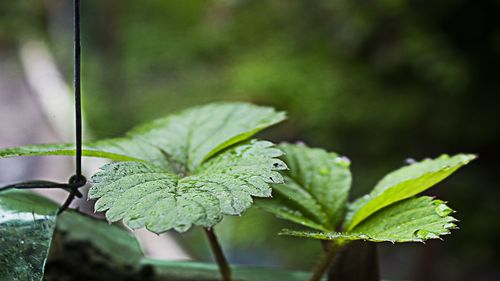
top-left (204, 227), bottom-right (232, 281)
top-left (309, 241), bottom-right (342, 281)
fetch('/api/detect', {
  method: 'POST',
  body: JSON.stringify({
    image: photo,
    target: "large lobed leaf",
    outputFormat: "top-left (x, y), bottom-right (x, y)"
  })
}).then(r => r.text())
top-left (281, 196), bottom-right (458, 243)
top-left (0, 102), bottom-right (287, 233)
top-left (89, 140), bottom-right (286, 233)
top-left (344, 154), bottom-right (476, 231)
top-left (256, 143), bottom-right (352, 231)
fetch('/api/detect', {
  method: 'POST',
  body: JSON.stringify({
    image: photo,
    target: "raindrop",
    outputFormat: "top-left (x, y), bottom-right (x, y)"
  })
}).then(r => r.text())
top-left (444, 223), bottom-right (457, 229)
top-left (414, 229), bottom-right (440, 240)
top-left (435, 204), bottom-right (453, 217)
top-left (175, 223), bottom-right (190, 232)
top-left (358, 234), bottom-right (368, 240)
top-left (405, 158), bottom-right (417, 164)
top-left (334, 156), bottom-right (351, 167)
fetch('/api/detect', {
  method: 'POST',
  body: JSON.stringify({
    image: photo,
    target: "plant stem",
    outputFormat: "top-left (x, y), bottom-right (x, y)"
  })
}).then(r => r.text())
top-left (204, 227), bottom-right (232, 281)
top-left (309, 241), bottom-right (341, 281)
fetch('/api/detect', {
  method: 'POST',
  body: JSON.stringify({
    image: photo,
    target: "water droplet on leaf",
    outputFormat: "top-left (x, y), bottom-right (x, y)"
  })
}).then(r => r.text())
top-left (444, 223), bottom-right (457, 229)
top-left (414, 229), bottom-right (440, 240)
top-left (334, 156), bottom-right (350, 167)
top-left (405, 158), bottom-right (417, 164)
top-left (435, 204), bottom-right (453, 217)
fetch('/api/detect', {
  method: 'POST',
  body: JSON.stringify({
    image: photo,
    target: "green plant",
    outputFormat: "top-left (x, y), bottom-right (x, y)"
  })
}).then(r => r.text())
top-left (0, 189), bottom-right (316, 281)
top-left (0, 102), bottom-right (475, 281)
top-left (0, 102), bottom-right (287, 281)
top-left (257, 143), bottom-right (475, 280)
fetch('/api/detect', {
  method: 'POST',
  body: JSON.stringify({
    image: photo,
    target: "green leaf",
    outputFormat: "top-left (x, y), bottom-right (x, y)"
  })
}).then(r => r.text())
top-left (0, 102), bottom-right (286, 233)
top-left (344, 154), bottom-right (475, 231)
top-left (93, 103), bottom-right (283, 171)
top-left (256, 143), bottom-right (352, 231)
top-left (0, 138), bottom-right (166, 166)
top-left (281, 196), bottom-right (458, 243)
top-left (56, 211), bottom-right (144, 266)
top-left (0, 190), bottom-right (59, 281)
top-left (0, 102), bottom-right (284, 174)
top-left (129, 102), bottom-right (286, 172)
top-left (142, 259), bottom-right (326, 281)
top-left (89, 140), bottom-right (287, 233)
top-left (0, 103), bottom-right (284, 170)
top-left (256, 198), bottom-right (329, 231)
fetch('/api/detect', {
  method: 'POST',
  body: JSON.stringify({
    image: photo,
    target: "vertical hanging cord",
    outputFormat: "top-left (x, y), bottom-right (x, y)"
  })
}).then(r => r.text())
top-left (74, 0), bottom-right (82, 179)
top-left (0, 0), bottom-right (86, 213)
top-left (58, 0), bottom-right (86, 214)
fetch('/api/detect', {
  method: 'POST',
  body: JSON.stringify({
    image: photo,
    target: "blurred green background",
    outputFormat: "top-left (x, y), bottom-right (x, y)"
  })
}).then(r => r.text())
top-left (1, 0), bottom-right (499, 280)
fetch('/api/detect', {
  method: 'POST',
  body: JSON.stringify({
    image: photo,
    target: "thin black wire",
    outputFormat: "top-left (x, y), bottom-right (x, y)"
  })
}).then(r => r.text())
top-left (0, 0), bottom-right (86, 214)
top-left (58, 0), bottom-right (86, 214)
top-left (0, 181), bottom-right (83, 198)
top-left (74, 0), bottom-right (82, 179)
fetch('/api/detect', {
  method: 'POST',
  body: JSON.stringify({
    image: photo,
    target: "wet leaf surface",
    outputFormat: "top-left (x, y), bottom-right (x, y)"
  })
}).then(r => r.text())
top-left (257, 143), bottom-right (352, 231)
top-left (0, 102), bottom-right (287, 234)
top-left (344, 154), bottom-right (475, 231)
top-left (281, 196), bottom-right (458, 243)
top-left (88, 139), bottom-right (286, 233)
top-left (0, 190), bottom-right (59, 281)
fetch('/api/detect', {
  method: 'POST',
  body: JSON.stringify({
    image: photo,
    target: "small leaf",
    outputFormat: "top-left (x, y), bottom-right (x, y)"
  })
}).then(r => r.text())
top-left (0, 190), bottom-right (59, 281)
top-left (256, 199), bottom-right (329, 231)
top-left (281, 196), bottom-right (458, 243)
top-left (89, 140), bottom-right (287, 233)
top-left (344, 154), bottom-right (475, 231)
top-left (256, 143), bottom-right (352, 231)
